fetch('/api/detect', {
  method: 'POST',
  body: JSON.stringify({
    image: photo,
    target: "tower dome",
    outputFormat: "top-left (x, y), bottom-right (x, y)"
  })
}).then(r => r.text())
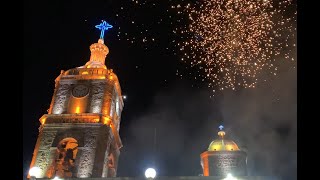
top-left (200, 125), bottom-right (247, 177)
top-left (207, 126), bottom-right (240, 151)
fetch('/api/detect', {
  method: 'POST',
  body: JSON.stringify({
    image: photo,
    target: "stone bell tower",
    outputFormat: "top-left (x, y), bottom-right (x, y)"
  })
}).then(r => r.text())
top-left (28, 20), bottom-right (124, 179)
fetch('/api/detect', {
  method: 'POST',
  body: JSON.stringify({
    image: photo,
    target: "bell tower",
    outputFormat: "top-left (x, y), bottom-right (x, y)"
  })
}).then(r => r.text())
top-left (28, 20), bottom-right (124, 179)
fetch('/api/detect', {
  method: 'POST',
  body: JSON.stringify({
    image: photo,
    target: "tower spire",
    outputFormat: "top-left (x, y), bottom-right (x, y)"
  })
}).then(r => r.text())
top-left (84, 20), bottom-right (113, 69)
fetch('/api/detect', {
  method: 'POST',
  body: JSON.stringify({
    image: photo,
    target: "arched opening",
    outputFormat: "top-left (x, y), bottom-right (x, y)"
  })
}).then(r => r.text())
top-left (107, 153), bottom-right (116, 177)
top-left (54, 138), bottom-right (78, 178)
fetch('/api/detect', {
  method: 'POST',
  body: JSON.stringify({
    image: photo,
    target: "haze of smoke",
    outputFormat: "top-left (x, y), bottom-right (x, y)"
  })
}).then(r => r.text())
top-left (220, 64), bottom-right (297, 179)
top-left (118, 62), bottom-right (296, 179)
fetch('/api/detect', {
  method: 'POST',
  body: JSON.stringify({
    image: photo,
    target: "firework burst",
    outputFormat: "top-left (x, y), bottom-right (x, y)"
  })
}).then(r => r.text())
top-left (172, 0), bottom-right (296, 93)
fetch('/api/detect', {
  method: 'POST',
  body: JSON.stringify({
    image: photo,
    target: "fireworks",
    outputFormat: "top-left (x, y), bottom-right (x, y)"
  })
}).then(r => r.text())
top-left (111, 0), bottom-right (296, 94)
top-left (114, 0), bottom-right (168, 50)
top-left (172, 0), bottom-right (296, 93)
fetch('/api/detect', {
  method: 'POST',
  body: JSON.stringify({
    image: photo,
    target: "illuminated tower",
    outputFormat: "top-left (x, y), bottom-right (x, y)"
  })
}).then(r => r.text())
top-left (28, 21), bottom-right (124, 179)
top-left (200, 125), bottom-right (247, 177)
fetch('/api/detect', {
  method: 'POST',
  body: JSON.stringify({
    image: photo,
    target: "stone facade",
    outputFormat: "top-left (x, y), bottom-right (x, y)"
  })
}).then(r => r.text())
top-left (30, 123), bottom-right (120, 178)
top-left (201, 151), bottom-right (247, 177)
top-left (51, 79), bottom-right (122, 117)
top-left (29, 39), bottom-right (124, 179)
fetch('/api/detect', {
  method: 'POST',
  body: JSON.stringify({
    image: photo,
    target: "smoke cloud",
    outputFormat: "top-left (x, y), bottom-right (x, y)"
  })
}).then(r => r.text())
top-left (117, 63), bottom-right (296, 180)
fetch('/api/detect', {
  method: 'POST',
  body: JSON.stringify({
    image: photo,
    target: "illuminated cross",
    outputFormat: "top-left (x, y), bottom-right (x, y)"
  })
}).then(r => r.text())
top-left (219, 125), bottom-right (224, 131)
top-left (95, 20), bottom-right (113, 40)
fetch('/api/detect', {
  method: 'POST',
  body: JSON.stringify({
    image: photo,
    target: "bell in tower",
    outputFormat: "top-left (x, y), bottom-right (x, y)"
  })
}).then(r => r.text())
top-left (28, 20), bottom-right (124, 179)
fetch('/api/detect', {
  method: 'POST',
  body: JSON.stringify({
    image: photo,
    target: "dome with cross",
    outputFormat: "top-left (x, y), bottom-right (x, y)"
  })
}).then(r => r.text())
top-left (207, 125), bottom-right (240, 151)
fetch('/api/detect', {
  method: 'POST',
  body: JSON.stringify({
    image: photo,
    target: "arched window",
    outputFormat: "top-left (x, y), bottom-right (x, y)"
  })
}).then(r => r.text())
top-left (107, 153), bottom-right (116, 177)
top-left (54, 138), bottom-right (78, 178)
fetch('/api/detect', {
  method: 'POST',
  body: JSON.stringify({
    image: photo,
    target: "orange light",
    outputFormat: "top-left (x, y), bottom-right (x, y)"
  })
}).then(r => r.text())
top-left (82, 71), bottom-right (89, 75)
top-left (97, 76), bottom-right (106, 79)
top-left (103, 117), bottom-right (111, 125)
top-left (94, 118), bottom-right (100, 122)
top-left (40, 118), bottom-right (46, 125)
top-left (200, 154), bottom-right (210, 176)
top-left (75, 106), bottom-right (80, 113)
top-left (109, 75), bottom-right (113, 80)
top-left (226, 145), bottom-right (236, 151)
top-left (218, 131), bottom-right (225, 137)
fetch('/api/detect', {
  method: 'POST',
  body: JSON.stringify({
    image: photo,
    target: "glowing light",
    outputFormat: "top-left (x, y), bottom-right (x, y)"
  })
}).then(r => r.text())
top-left (123, 95), bottom-right (127, 99)
top-left (218, 131), bottom-right (226, 138)
top-left (94, 118), bottom-right (100, 122)
top-left (95, 20), bottom-right (113, 39)
top-left (29, 167), bottom-right (41, 178)
top-left (40, 117), bottom-right (46, 125)
top-left (224, 173), bottom-right (237, 180)
top-left (52, 176), bottom-right (62, 180)
top-left (145, 168), bottom-right (156, 178)
top-left (75, 106), bottom-right (80, 113)
top-left (103, 116), bottom-right (111, 125)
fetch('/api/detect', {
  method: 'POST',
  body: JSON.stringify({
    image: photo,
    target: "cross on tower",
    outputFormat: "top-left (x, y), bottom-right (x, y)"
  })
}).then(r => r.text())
top-left (219, 125), bottom-right (224, 131)
top-left (95, 20), bottom-right (113, 40)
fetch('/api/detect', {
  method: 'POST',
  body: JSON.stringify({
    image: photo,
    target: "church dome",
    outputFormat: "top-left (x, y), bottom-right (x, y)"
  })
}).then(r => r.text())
top-left (207, 126), bottom-right (240, 151)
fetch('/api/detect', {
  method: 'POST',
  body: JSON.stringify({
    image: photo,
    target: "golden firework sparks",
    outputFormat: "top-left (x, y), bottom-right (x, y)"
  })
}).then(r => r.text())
top-left (173, 0), bottom-right (296, 94)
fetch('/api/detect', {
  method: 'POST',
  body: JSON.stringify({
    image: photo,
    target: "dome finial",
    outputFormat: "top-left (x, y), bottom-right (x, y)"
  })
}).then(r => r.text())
top-left (218, 125), bottom-right (225, 138)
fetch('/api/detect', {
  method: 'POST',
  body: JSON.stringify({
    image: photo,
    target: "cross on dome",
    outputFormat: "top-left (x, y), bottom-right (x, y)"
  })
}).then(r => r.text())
top-left (219, 125), bottom-right (224, 131)
top-left (95, 20), bottom-right (113, 40)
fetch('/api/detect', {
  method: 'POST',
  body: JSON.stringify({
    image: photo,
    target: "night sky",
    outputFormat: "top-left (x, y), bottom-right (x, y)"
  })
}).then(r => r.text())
top-left (23, 0), bottom-right (296, 179)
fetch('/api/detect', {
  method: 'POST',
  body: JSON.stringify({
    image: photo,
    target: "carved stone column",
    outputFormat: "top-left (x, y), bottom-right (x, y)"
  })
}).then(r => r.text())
top-left (77, 129), bottom-right (98, 177)
top-left (101, 90), bottom-right (112, 116)
top-left (33, 131), bottom-right (57, 177)
top-left (102, 131), bottom-right (113, 177)
top-left (52, 84), bottom-right (71, 114)
top-left (89, 82), bottom-right (106, 113)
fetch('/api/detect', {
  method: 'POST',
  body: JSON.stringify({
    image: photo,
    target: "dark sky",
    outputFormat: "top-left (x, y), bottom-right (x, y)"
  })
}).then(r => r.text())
top-left (23, 0), bottom-right (296, 179)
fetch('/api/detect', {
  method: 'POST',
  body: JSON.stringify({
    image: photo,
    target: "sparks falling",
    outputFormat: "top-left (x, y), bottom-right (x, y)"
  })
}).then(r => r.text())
top-left (172, 0), bottom-right (296, 93)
